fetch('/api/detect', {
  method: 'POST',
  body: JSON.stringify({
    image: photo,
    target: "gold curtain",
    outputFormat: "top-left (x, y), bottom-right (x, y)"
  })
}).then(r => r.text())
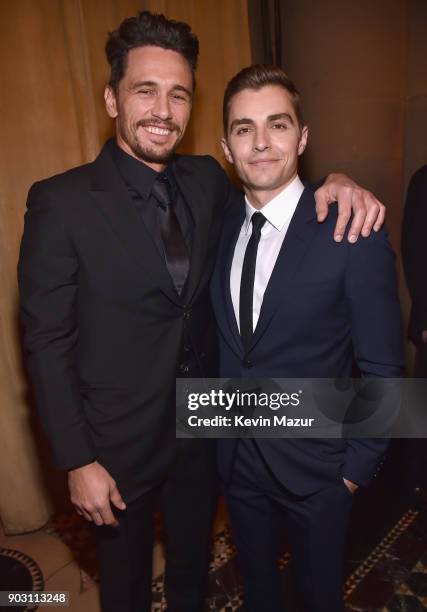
top-left (0, 0), bottom-right (250, 533)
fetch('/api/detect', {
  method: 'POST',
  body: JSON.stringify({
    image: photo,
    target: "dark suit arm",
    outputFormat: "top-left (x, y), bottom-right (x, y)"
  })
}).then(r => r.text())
top-left (401, 166), bottom-right (427, 336)
top-left (343, 226), bottom-right (404, 486)
top-left (18, 184), bottom-right (97, 470)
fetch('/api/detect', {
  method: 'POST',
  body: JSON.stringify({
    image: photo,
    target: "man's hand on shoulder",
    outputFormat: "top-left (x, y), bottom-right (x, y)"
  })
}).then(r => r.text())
top-left (315, 173), bottom-right (386, 243)
top-left (68, 461), bottom-right (126, 527)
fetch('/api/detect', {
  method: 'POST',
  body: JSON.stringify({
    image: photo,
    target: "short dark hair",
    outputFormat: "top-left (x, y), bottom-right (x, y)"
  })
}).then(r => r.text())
top-left (223, 65), bottom-right (304, 133)
top-left (105, 11), bottom-right (199, 90)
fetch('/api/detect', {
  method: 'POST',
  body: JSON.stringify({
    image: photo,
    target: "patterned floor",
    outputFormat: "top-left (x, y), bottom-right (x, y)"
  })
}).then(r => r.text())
top-left (43, 485), bottom-right (427, 611)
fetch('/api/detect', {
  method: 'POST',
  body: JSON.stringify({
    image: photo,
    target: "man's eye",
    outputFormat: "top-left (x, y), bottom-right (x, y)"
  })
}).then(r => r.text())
top-left (138, 89), bottom-right (154, 96)
top-left (236, 127), bottom-right (251, 135)
top-left (272, 123), bottom-right (288, 129)
top-left (171, 93), bottom-right (187, 102)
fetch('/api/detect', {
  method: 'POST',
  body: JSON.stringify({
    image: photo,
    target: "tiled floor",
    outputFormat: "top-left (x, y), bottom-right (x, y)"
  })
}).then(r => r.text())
top-left (1, 483), bottom-right (426, 611)
top-left (0, 499), bottom-right (231, 612)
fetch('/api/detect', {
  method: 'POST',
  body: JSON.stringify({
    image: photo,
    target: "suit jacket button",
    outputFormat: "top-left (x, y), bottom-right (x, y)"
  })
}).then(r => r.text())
top-left (242, 359), bottom-right (253, 368)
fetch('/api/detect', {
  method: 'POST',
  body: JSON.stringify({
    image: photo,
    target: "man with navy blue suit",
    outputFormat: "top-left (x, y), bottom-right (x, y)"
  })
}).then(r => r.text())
top-left (211, 65), bottom-right (404, 612)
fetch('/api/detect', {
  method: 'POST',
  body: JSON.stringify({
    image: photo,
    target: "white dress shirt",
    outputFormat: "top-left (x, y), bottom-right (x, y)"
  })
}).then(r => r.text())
top-left (230, 175), bottom-right (304, 332)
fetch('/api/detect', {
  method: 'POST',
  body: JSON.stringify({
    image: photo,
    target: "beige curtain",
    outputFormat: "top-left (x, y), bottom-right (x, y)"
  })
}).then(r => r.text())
top-left (0, 0), bottom-right (251, 533)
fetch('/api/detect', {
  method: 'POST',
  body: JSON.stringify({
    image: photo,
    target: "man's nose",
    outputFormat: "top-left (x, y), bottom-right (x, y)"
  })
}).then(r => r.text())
top-left (253, 128), bottom-right (271, 152)
top-left (151, 93), bottom-right (172, 120)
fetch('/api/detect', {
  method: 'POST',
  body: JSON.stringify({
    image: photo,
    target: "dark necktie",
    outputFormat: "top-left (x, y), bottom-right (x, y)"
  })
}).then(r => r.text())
top-left (239, 212), bottom-right (267, 353)
top-left (152, 175), bottom-right (190, 294)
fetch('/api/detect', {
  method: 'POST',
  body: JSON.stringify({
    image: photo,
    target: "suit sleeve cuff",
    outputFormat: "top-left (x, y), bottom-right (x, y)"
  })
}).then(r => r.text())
top-left (50, 426), bottom-right (97, 471)
top-left (343, 440), bottom-right (389, 487)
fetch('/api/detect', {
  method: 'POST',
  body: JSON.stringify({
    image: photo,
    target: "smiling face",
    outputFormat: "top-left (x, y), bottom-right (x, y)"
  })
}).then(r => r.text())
top-left (221, 85), bottom-right (308, 208)
top-left (104, 45), bottom-right (193, 171)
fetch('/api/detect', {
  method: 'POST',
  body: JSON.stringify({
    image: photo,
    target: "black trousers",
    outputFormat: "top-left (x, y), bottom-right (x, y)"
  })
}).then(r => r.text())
top-left (224, 439), bottom-right (353, 612)
top-left (95, 439), bottom-right (217, 612)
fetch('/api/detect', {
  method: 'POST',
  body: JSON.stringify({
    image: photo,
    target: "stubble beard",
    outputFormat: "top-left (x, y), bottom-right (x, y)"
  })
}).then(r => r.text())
top-left (129, 140), bottom-right (175, 164)
top-left (124, 119), bottom-right (183, 165)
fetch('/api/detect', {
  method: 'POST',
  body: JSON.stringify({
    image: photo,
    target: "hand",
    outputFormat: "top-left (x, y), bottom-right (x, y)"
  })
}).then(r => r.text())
top-left (343, 477), bottom-right (359, 494)
top-left (315, 173), bottom-right (385, 243)
top-left (422, 330), bottom-right (427, 344)
top-left (68, 461), bottom-right (126, 527)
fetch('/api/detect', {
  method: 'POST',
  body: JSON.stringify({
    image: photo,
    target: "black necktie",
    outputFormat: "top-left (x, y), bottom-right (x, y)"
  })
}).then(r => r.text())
top-left (152, 175), bottom-right (190, 294)
top-left (239, 212), bottom-right (267, 353)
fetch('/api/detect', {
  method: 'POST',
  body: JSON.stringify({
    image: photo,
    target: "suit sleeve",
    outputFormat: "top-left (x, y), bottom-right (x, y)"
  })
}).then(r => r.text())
top-left (401, 166), bottom-right (427, 339)
top-left (18, 183), bottom-right (97, 470)
top-left (342, 226), bottom-right (404, 486)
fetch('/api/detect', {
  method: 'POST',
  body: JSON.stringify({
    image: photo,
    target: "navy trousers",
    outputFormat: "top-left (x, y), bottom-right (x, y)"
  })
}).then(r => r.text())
top-left (224, 439), bottom-right (353, 612)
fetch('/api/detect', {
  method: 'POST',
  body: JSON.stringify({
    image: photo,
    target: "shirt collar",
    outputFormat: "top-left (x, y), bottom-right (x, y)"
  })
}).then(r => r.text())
top-left (112, 139), bottom-right (174, 200)
top-left (243, 175), bottom-right (304, 234)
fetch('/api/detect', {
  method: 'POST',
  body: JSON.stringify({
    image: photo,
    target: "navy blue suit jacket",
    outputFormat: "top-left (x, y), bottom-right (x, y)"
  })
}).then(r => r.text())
top-left (211, 186), bottom-right (404, 495)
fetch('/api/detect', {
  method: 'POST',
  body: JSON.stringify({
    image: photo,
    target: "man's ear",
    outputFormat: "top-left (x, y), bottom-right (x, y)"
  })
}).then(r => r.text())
top-left (104, 86), bottom-right (118, 119)
top-left (298, 126), bottom-right (308, 156)
top-left (221, 137), bottom-right (234, 164)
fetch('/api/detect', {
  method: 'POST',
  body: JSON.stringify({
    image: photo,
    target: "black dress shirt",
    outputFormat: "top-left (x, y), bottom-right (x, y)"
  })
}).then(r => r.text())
top-left (111, 140), bottom-right (193, 259)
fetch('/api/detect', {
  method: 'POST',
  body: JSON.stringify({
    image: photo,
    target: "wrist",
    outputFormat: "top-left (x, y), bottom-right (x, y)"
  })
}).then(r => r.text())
top-left (68, 460), bottom-right (98, 474)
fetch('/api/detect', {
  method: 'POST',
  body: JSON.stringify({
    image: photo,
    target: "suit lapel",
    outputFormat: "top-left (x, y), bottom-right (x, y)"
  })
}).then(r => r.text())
top-left (89, 142), bottom-right (181, 304)
top-left (249, 187), bottom-right (318, 352)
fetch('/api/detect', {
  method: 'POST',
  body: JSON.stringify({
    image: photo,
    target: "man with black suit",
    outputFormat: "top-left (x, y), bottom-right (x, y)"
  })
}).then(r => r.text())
top-left (211, 65), bottom-right (403, 612)
top-left (19, 11), bottom-right (387, 612)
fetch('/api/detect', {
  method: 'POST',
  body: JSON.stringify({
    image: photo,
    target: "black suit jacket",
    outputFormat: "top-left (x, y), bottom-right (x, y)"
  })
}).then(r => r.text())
top-left (402, 164), bottom-right (427, 342)
top-left (18, 140), bottom-right (232, 501)
top-left (211, 187), bottom-right (404, 495)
